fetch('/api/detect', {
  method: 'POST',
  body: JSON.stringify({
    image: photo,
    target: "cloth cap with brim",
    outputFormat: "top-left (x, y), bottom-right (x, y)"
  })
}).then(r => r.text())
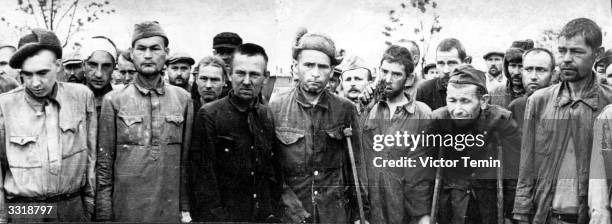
top-left (483, 51), bottom-right (504, 60)
top-left (448, 64), bottom-right (487, 92)
top-left (504, 48), bottom-right (524, 63)
top-left (423, 63), bottom-right (436, 73)
top-left (10, 28), bottom-right (62, 69)
top-left (292, 28), bottom-right (338, 66)
top-left (131, 21), bottom-right (168, 47)
top-left (213, 32), bottom-right (242, 49)
top-left (166, 51), bottom-right (195, 65)
top-left (340, 55), bottom-right (370, 76)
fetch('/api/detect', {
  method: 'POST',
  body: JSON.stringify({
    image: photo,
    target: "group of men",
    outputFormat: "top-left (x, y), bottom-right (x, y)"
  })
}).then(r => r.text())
top-left (0, 16), bottom-right (609, 224)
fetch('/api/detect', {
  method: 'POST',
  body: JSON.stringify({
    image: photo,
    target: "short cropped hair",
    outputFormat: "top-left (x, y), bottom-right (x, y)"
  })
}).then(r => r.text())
top-left (523, 48), bottom-right (556, 71)
top-left (197, 55), bottom-right (227, 81)
top-left (380, 45), bottom-right (414, 76)
top-left (232, 43), bottom-right (269, 64)
top-left (436, 38), bottom-right (467, 61)
top-left (448, 82), bottom-right (487, 98)
top-left (559, 18), bottom-right (602, 49)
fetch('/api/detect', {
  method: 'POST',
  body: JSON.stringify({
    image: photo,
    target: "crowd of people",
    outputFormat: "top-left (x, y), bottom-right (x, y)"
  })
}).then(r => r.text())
top-left (0, 16), bottom-right (610, 224)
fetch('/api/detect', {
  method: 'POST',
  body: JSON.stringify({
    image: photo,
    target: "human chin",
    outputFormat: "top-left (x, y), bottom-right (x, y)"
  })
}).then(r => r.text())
top-left (302, 83), bottom-right (323, 94)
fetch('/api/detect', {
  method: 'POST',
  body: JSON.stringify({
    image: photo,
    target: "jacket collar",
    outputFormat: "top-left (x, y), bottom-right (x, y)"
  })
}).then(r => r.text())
top-left (295, 87), bottom-right (330, 109)
top-left (554, 75), bottom-right (599, 111)
top-left (25, 82), bottom-right (59, 108)
top-left (134, 74), bottom-right (165, 95)
top-left (376, 92), bottom-right (416, 114)
top-left (228, 90), bottom-right (260, 112)
top-left (88, 82), bottom-right (113, 97)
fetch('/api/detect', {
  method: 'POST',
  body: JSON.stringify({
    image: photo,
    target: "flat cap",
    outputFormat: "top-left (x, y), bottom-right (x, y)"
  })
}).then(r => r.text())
top-left (132, 21), bottom-right (168, 47)
top-left (10, 28), bottom-right (62, 69)
top-left (292, 27), bottom-right (338, 66)
top-left (166, 51), bottom-right (195, 65)
top-left (213, 32), bottom-right (242, 49)
top-left (448, 64), bottom-right (487, 91)
top-left (483, 51), bottom-right (504, 60)
top-left (62, 49), bottom-right (83, 66)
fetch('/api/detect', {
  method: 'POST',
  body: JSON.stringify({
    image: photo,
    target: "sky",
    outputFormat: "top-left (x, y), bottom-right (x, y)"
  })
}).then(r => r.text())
top-left (1, 0), bottom-right (611, 74)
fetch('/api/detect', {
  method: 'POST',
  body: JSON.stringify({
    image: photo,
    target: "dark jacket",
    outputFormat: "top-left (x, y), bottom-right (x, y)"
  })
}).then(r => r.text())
top-left (189, 92), bottom-right (281, 222)
top-left (513, 79), bottom-right (612, 224)
top-left (508, 94), bottom-right (529, 132)
top-left (269, 87), bottom-right (367, 223)
top-left (416, 77), bottom-right (447, 111)
top-left (95, 76), bottom-right (193, 222)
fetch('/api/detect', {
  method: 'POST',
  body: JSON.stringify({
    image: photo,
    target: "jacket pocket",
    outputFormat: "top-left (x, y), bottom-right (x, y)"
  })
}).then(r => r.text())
top-left (165, 115), bottom-right (185, 144)
top-left (117, 114), bottom-right (144, 145)
top-left (60, 115), bottom-right (85, 159)
top-left (7, 136), bottom-right (41, 168)
top-left (275, 127), bottom-right (304, 145)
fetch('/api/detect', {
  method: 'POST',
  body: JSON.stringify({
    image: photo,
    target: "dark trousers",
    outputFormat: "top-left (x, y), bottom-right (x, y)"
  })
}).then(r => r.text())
top-left (8, 193), bottom-right (89, 222)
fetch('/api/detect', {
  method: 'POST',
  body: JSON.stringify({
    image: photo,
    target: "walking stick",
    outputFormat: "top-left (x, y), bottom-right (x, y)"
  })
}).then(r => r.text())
top-left (430, 146), bottom-right (443, 224)
top-left (344, 126), bottom-right (365, 224)
top-left (495, 132), bottom-right (504, 224)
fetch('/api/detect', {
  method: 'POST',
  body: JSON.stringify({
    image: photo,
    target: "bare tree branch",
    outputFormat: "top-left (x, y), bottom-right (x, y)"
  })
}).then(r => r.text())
top-left (55, 0), bottom-right (78, 28)
top-left (62, 0), bottom-right (79, 48)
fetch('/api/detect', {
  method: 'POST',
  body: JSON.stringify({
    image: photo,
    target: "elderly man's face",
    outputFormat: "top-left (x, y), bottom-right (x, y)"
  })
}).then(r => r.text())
top-left (21, 50), bottom-right (60, 97)
top-left (0, 47), bottom-right (18, 81)
top-left (446, 83), bottom-right (486, 126)
top-left (522, 52), bottom-right (553, 93)
top-left (230, 53), bottom-right (267, 101)
top-left (197, 65), bottom-right (225, 103)
top-left (341, 68), bottom-right (370, 101)
top-left (485, 55), bottom-right (503, 76)
top-left (166, 62), bottom-right (191, 87)
top-left (84, 51), bottom-right (114, 90)
top-left (295, 49), bottom-right (332, 95)
top-left (557, 35), bottom-right (600, 82)
top-left (132, 36), bottom-right (168, 77)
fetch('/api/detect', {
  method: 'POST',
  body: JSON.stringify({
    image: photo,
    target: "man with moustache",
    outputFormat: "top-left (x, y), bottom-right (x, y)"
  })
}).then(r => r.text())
top-left (513, 18), bottom-right (612, 224)
top-left (430, 65), bottom-right (521, 224)
top-left (269, 28), bottom-right (367, 223)
top-left (116, 50), bottom-right (136, 85)
top-left (81, 36), bottom-right (118, 116)
top-left (63, 50), bottom-right (86, 84)
top-left (490, 40), bottom-right (534, 108)
top-left (340, 55), bottom-right (371, 113)
top-left (96, 21), bottom-right (193, 222)
top-left (166, 52), bottom-right (195, 91)
top-left (0, 29), bottom-right (96, 222)
top-left (416, 38), bottom-right (469, 110)
top-left (507, 48), bottom-right (555, 132)
top-left (190, 43), bottom-right (281, 222)
top-left (191, 55), bottom-right (227, 113)
top-left (0, 43), bottom-right (20, 93)
top-left (360, 45), bottom-right (433, 224)
top-left (483, 50), bottom-right (505, 92)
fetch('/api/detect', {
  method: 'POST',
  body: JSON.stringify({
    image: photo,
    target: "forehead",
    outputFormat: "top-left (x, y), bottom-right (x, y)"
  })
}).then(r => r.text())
top-left (21, 50), bottom-right (57, 72)
top-left (558, 35), bottom-right (589, 49)
top-left (169, 62), bottom-right (191, 67)
top-left (198, 65), bottom-right (224, 78)
top-left (342, 68), bottom-right (369, 79)
top-left (447, 84), bottom-right (479, 98)
top-left (436, 48), bottom-right (460, 61)
top-left (297, 49), bottom-right (331, 65)
top-left (133, 36), bottom-right (166, 47)
top-left (380, 60), bottom-right (406, 72)
top-left (232, 54), bottom-right (266, 71)
top-left (88, 51), bottom-right (114, 63)
top-left (523, 52), bottom-right (552, 67)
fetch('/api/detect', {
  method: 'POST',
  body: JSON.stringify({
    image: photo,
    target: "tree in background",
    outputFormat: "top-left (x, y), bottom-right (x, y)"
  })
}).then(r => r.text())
top-left (1, 0), bottom-right (115, 47)
top-left (382, 0), bottom-right (442, 70)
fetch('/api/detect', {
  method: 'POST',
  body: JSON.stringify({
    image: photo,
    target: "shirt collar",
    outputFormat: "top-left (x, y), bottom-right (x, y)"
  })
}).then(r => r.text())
top-left (228, 90), bottom-right (260, 112)
top-left (25, 82), bottom-right (60, 111)
top-left (295, 87), bottom-right (330, 109)
top-left (376, 92), bottom-right (416, 114)
top-left (554, 76), bottom-right (599, 111)
top-left (89, 82), bottom-right (113, 97)
top-left (134, 74), bottom-right (165, 95)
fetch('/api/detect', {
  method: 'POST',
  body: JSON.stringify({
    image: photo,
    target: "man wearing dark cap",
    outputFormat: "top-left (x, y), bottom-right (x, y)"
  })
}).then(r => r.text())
top-left (269, 28), bottom-right (367, 223)
top-left (513, 18), bottom-right (612, 224)
top-left (0, 43), bottom-right (20, 93)
top-left (0, 29), bottom-right (97, 222)
top-left (422, 63), bottom-right (438, 80)
top-left (429, 64), bottom-right (521, 224)
top-left (490, 40), bottom-right (534, 108)
top-left (360, 45), bottom-right (433, 224)
top-left (483, 50), bottom-right (505, 92)
top-left (81, 36), bottom-right (118, 116)
top-left (166, 51), bottom-right (195, 91)
top-left (213, 32), bottom-right (242, 99)
top-left (416, 38), bottom-right (469, 110)
top-left (96, 21), bottom-right (194, 222)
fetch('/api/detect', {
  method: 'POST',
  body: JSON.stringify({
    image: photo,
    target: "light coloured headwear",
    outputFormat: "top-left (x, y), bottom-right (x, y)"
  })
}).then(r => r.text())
top-left (81, 36), bottom-right (118, 63)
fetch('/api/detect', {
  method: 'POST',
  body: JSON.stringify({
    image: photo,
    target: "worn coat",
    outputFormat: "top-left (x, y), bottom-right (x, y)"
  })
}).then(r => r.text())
top-left (269, 88), bottom-right (367, 223)
top-left (96, 77), bottom-right (193, 222)
top-left (513, 79), bottom-right (612, 224)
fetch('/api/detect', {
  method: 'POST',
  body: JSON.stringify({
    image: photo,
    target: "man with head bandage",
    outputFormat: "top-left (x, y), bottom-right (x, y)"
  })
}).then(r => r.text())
top-left (81, 36), bottom-right (118, 116)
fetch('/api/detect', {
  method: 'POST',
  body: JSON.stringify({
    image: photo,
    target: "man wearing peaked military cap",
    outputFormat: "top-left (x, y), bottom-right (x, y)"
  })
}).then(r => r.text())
top-left (0, 28), bottom-right (97, 222)
top-left (429, 64), bottom-right (521, 224)
top-left (96, 21), bottom-right (194, 223)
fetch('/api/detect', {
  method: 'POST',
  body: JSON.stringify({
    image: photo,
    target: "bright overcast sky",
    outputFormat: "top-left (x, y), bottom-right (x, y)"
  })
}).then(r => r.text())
top-left (1, 0), bottom-right (611, 73)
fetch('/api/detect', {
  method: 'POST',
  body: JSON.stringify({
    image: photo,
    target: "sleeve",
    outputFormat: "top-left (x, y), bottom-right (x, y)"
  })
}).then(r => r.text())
top-left (84, 90), bottom-right (97, 217)
top-left (496, 110), bottom-right (521, 219)
top-left (0, 107), bottom-right (8, 223)
top-left (95, 94), bottom-right (117, 221)
top-left (180, 98), bottom-right (194, 212)
top-left (512, 96), bottom-right (537, 220)
top-left (588, 109), bottom-right (611, 212)
top-left (190, 107), bottom-right (226, 221)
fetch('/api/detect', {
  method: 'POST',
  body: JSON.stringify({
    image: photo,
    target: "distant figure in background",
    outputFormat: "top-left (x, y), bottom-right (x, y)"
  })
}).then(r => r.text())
top-left (213, 32), bottom-right (242, 98)
top-left (116, 50), bottom-right (136, 85)
top-left (594, 49), bottom-right (612, 84)
top-left (397, 39), bottom-right (421, 95)
top-left (326, 67), bottom-right (342, 94)
top-left (422, 63), bottom-right (438, 80)
top-left (340, 55), bottom-right (371, 112)
top-left (483, 50), bottom-right (505, 91)
top-left (191, 55), bottom-right (227, 113)
top-left (0, 43), bottom-right (21, 84)
top-left (166, 52), bottom-right (195, 91)
top-left (63, 49), bottom-right (86, 84)
top-left (489, 40), bottom-right (533, 108)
